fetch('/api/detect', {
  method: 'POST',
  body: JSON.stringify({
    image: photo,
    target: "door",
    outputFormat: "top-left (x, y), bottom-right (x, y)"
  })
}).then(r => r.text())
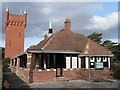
top-left (56, 67), bottom-right (63, 77)
top-left (56, 54), bottom-right (64, 77)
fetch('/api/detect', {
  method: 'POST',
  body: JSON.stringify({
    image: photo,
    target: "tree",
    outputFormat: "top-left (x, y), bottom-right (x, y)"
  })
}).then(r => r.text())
top-left (87, 32), bottom-right (120, 63)
top-left (102, 40), bottom-right (120, 62)
top-left (87, 32), bottom-right (102, 44)
top-left (102, 40), bottom-right (115, 51)
top-left (112, 43), bottom-right (120, 62)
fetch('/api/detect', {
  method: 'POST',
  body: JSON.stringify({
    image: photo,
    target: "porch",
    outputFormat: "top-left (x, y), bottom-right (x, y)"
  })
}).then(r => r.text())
top-left (10, 51), bottom-right (112, 83)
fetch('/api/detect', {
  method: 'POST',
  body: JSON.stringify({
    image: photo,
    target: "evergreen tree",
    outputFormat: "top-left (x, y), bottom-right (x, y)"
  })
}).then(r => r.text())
top-left (87, 32), bottom-right (102, 44)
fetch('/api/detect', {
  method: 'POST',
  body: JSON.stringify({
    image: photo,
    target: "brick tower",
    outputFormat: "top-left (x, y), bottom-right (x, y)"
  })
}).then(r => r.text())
top-left (5, 8), bottom-right (27, 58)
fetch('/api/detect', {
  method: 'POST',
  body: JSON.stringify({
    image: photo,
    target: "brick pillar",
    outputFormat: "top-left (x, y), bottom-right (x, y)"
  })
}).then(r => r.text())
top-left (27, 53), bottom-right (35, 83)
top-left (16, 58), bottom-right (20, 75)
top-left (78, 57), bottom-right (81, 68)
top-left (108, 57), bottom-right (111, 68)
top-left (27, 53), bottom-right (32, 70)
top-left (17, 58), bottom-right (19, 68)
top-left (53, 54), bottom-right (56, 69)
top-left (85, 57), bottom-right (89, 69)
top-left (39, 54), bottom-right (42, 69)
top-left (13, 59), bottom-right (15, 67)
top-left (47, 54), bottom-right (50, 69)
top-left (10, 59), bottom-right (12, 68)
top-left (44, 54), bottom-right (46, 69)
top-left (35, 54), bottom-right (39, 70)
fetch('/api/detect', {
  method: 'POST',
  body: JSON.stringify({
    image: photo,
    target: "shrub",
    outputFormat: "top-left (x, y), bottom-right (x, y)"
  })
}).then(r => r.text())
top-left (111, 63), bottom-right (120, 80)
top-left (2, 58), bottom-right (10, 67)
top-left (113, 68), bottom-right (120, 80)
top-left (2, 58), bottom-right (11, 73)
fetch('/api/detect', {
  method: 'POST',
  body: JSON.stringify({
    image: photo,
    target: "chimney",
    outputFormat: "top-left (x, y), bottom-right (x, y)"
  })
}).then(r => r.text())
top-left (24, 10), bottom-right (27, 27)
top-left (44, 34), bottom-right (48, 40)
top-left (64, 18), bottom-right (71, 31)
top-left (5, 7), bottom-right (9, 27)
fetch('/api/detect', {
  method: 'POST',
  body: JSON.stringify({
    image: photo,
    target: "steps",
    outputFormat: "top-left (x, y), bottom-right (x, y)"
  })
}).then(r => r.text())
top-left (56, 76), bottom-right (69, 82)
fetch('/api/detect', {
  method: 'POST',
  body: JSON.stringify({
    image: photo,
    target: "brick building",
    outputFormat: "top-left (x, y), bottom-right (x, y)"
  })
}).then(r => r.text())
top-left (5, 8), bottom-right (27, 58)
top-left (7, 9), bottom-right (113, 83)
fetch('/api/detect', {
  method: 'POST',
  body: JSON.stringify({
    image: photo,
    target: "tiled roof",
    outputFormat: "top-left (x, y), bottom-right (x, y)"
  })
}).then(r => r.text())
top-left (28, 29), bottom-right (112, 55)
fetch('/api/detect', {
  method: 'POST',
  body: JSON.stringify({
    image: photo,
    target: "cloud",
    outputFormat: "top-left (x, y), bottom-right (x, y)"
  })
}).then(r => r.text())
top-left (85, 12), bottom-right (118, 31)
top-left (1, 2), bottom-right (118, 48)
top-left (42, 7), bottom-right (53, 15)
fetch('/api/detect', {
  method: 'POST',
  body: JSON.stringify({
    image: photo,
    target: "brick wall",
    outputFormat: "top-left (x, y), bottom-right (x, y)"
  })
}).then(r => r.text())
top-left (64, 68), bottom-right (111, 80)
top-left (64, 69), bottom-right (86, 80)
top-left (32, 70), bottom-right (56, 83)
top-left (5, 10), bottom-right (27, 58)
top-left (11, 67), bottom-right (30, 83)
top-left (11, 67), bottom-right (111, 83)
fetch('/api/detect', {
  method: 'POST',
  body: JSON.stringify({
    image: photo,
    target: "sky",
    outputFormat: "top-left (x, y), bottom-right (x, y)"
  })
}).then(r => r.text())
top-left (1, 1), bottom-right (119, 50)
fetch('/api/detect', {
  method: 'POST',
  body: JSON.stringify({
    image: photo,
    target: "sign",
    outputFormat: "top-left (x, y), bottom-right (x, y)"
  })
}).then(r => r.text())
top-left (95, 62), bottom-right (104, 70)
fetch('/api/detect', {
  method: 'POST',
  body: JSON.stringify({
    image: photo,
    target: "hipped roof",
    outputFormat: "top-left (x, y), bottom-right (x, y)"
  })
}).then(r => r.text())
top-left (28, 29), bottom-right (112, 55)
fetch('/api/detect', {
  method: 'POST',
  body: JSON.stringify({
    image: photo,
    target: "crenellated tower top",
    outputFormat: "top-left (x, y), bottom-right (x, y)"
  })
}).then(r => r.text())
top-left (5, 7), bottom-right (27, 28)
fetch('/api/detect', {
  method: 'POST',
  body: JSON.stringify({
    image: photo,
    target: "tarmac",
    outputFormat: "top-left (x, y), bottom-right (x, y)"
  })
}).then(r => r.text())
top-left (2, 72), bottom-right (120, 89)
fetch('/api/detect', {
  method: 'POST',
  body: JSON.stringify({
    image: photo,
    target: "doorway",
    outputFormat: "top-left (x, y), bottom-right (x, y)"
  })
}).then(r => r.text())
top-left (55, 54), bottom-right (66, 77)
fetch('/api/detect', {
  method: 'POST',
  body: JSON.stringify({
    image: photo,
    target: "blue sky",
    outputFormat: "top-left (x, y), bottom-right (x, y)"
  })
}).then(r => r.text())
top-left (91, 2), bottom-right (118, 16)
top-left (1, 2), bottom-right (119, 50)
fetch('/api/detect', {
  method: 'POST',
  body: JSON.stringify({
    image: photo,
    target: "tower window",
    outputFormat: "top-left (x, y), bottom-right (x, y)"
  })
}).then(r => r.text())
top-left (9, 40), bottom-right (11, 46)
top-left (19, 32), bottom-right (21, 38)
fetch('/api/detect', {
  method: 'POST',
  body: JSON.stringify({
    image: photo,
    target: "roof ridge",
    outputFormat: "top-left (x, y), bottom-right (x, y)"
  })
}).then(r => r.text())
top-left (89, 38), bottom-right (112, 53)
top-left (84, 39), bottom-right (90, 54)
top-left (41, 33), bottom-right (57, 50)
top-left (41, 28), bottom-right (68, 50)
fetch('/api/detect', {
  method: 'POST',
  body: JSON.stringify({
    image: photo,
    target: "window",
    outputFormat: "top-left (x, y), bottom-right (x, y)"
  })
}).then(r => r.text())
top-left (72, 57), bottom-right (77, 68)
top-left (97, 57), bottom-right (101, 62)
top-left (90, 62), bottom-right (94, 68)
top-left (70, 56), bottom-right (72, 68)
top-left (81, 57), bottom-right (85, 68)
top-left (12, 59), bottom-right (14, 66)
top-left (15, 59), bottom-right (17, 66)
top-left (18, 49), bottom-right (20, 54)
top-left (19, 32), bottom-right (21, 38)
top-left (9, 40), bottom-right (11, 46)
top-left (90, 57), bottom-right (95, 62)
top-left (39, 54), bottom-right (45, 69)
top-left (103, 57), bottom-right (108, 67)
top-left (20, 55), bottom-right (27, 68)
top-left (66, 57), bottom-right (71, 69)
top-left (103, 57), bottom-right (107, 62)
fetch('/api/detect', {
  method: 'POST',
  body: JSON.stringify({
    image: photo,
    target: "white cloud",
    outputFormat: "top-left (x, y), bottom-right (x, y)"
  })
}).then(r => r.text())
top-left (85, 12), bottom-right (118, 31)
top-left (42, 7), bottom-right (53, 15)
top-left (2, 0), bottom-right (120, 2)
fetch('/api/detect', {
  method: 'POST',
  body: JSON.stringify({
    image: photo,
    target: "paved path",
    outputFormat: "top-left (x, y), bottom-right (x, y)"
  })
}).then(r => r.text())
top-left (29, 79), bottom-right (120, 88)
top-left (3, 72), bottom-right (30, 88)
top-left (3, 72), bottom-right (120, 89)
